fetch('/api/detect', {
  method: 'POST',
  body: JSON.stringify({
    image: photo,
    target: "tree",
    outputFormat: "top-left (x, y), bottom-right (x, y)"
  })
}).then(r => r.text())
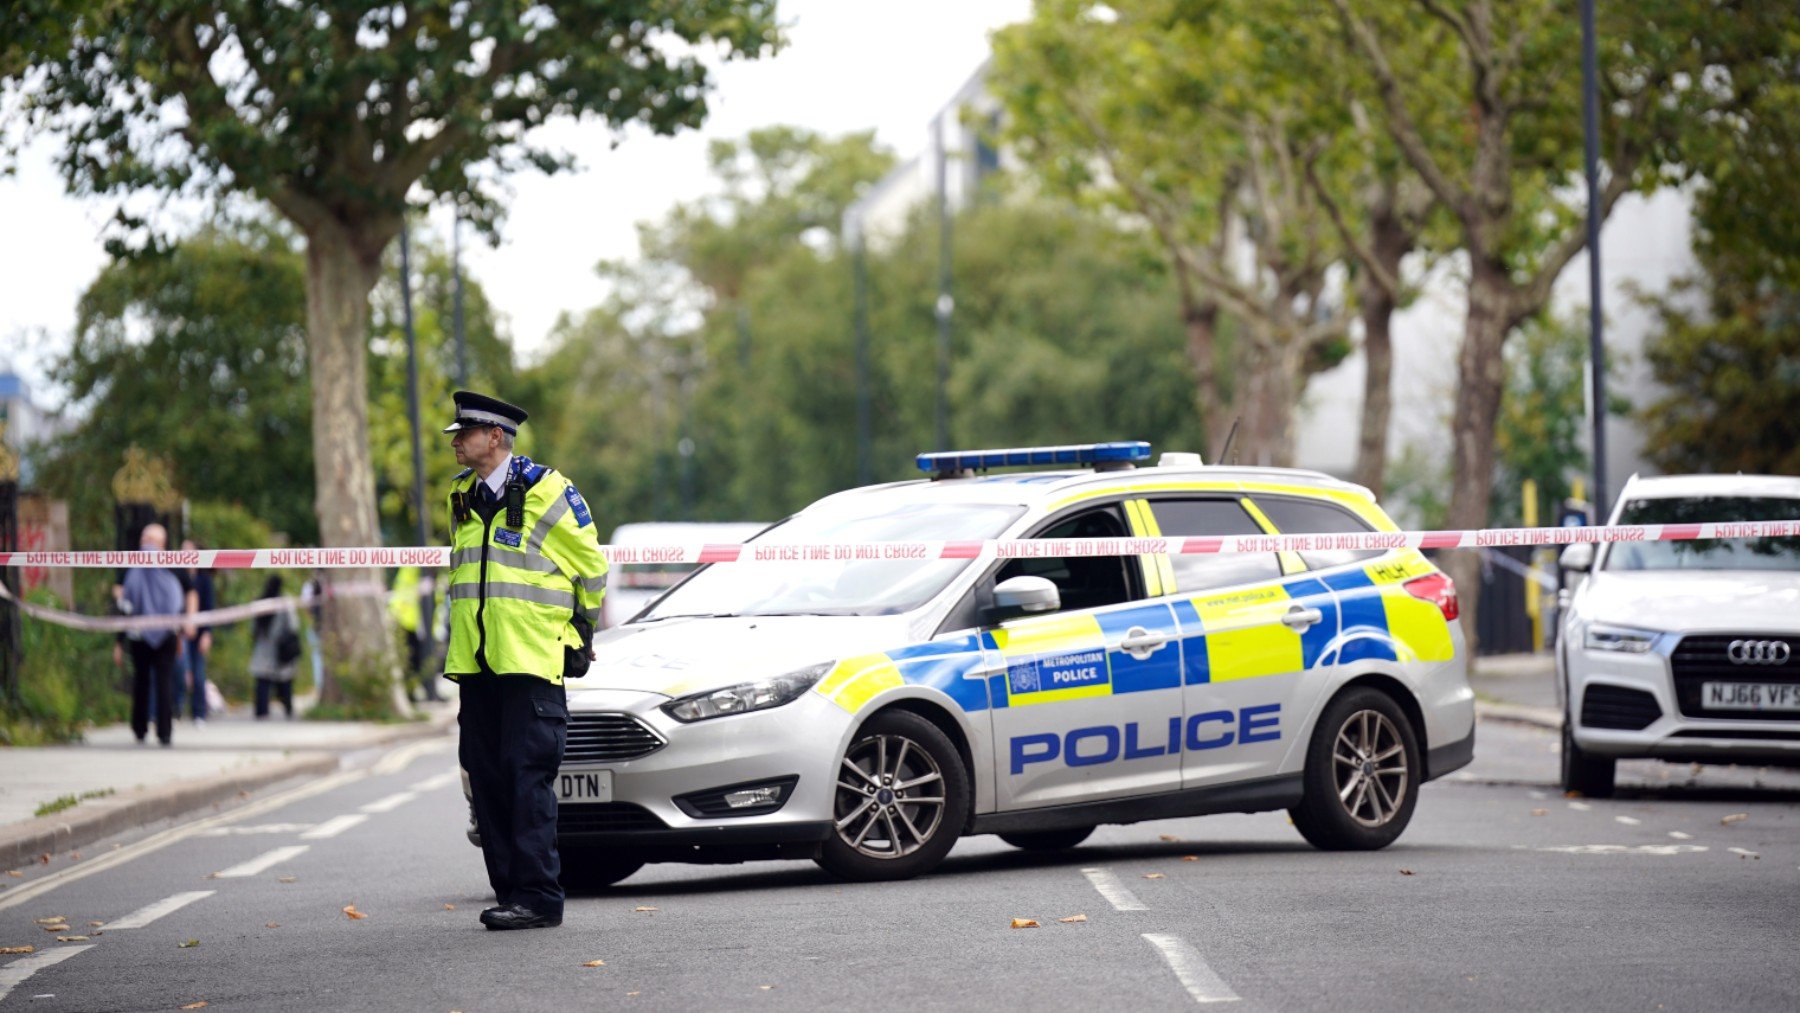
top-left (991, 0), bottom-right (1356, 466)
top-left (1327, 0), bottom-right (1796, 643)
top-left (5, 1), bottom-right (780, 710)
top-left (41, 222), bottom-right (315, 548)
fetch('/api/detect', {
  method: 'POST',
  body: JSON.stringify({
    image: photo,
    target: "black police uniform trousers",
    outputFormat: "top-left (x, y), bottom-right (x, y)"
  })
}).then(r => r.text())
top-left (458, 668), bottom-right (569, 919)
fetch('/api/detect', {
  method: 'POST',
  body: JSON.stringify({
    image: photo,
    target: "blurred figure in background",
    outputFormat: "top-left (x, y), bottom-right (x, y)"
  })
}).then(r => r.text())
top-left (301, 571), bottom-right (326, 693)
top-left (389, 565), bottom-right (442, 703)
top-left (113, 523), bottom-right (196, 746)
top-left (249, 574), bottom-right (301, 719)
top-left (177, 538), bottom-right (216, 725)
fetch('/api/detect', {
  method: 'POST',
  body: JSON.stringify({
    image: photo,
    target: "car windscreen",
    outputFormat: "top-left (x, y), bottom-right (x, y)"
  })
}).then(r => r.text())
top-left (637, 501), bottom-right (1026, 618)
top-left (1602, 496), bottom-right (1800, 571)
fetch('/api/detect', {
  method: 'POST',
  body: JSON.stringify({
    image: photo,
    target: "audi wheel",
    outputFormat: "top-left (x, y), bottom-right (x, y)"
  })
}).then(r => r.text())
top-left (1290, 687), bottom-right (1421, 851)
top-left (815, 710), bottom-right (970, 882)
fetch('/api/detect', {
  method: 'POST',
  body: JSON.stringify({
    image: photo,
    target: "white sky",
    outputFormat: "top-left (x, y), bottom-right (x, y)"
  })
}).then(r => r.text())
top-left (0, 0), bottom-right (1031, 406)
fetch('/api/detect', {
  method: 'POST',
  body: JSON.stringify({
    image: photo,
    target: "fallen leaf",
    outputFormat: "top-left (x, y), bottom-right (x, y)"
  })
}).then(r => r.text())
top-left (5, 871), bottom-right (21, 878)
top-left (1142, 873), bottom-right (1165, 880)
top-left (181, 1002), bottom-right (209, 1009)
top-left (88, 921), bottom-right (104, 928)
top-left (627, 992), bottom-right (641, 997)
top-left (442, 903), bottom-right (456, 911)
top-left (1009, 918), bottom-right (1040, 929)
top-left (1158, 834), bottom-right (1181, 842)
top-left (69, 853), bottom-right (81, 862)
top-left (278, 876), bottom-right (298, 884)
top-left (1399, 869), bottom-right (1416, 876)
top-left (1531, 809), bottom-right (1548, 816)
top-left (0, 946), bottom-right (34, 955)
top-left (40, 924), bottom-right (69, 933)
top-left (33, 917), bottom-right (65, 925)
top-left (582, 959), bottom-right (606, 968)
top-left (179, 939), bottom-right (200, 948)
top-left (1721, 813), bottom-right (1748, 826)
top-left (342, 905), bottom-right (367, 920)
top-left (55, 935), bottom-right (89, 942)
top-left (758, 985), bottom-right (775, 991)
top-left (265, 923), bottom-right (280, 929)
top-left (38, 854), bottom-right (50, 865)
top-left (1181, 855), bottom-right (1198, 862)
top-left (1058, 914), bottom-right (1088, 924)
top-left (1562, 790), bottom-right (1583, 799)
top-left (632, 906), bottom-right (658, 913)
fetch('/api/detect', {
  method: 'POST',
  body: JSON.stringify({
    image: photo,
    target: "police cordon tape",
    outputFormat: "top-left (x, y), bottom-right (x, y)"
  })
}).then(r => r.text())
top-left (0, 579), bottom-right (392, 634)
top-left (0, 518), bottom-right (1795, 572)
top-left (4, 519), bottom-right (1793, 632)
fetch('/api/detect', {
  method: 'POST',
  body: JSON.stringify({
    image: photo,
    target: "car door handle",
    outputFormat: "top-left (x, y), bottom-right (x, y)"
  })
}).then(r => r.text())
top-left (1114, 626), bottom-right (1174, 660)
top-left (1281, 606), bottom-right (1324, 630)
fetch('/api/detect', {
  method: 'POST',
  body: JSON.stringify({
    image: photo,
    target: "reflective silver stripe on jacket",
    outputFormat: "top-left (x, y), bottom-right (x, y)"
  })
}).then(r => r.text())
top-left (450, 544), bottom-right (562, 576)
top-left (580, 572), bottom-right (608, 594)
top-left (448, 582), bottom-right (576, 611)
top-left (527, 496), bottom-right (571, 556)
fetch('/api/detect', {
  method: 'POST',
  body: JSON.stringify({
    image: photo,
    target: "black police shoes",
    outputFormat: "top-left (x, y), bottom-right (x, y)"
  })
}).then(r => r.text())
top-left (480, 903), bottom-right (562, 931)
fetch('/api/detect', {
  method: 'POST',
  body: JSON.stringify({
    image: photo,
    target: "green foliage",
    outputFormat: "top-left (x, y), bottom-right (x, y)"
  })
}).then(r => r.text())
top-left (1639, 266), bottom-right (1800, 477)
top-left (32, 788), bottom-right (112, 819)
top-left (1491, 316), bottom-right (1592, 525)
top-left (36, 222), bottom-right (313, 545)
top-left (1, 589), bottom-right (126, 745)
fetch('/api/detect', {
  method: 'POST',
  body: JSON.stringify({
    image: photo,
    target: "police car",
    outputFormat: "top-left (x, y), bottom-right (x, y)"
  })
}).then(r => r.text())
top-left (1555, 473), bottom-right (1800, 797)
top-left (555, 443), bottom-right (1473, 888)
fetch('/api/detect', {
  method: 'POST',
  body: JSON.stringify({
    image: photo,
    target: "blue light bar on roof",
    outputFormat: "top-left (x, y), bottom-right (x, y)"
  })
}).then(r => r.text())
top-left (915, 441), bottom-right (1153, 474)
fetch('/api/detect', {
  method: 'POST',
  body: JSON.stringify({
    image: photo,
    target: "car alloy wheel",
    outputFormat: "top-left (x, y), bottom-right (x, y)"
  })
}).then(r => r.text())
top-left (1334, 709), bottom-right (1410, 828)
top-left (835, 731), bottom-right (947, 859)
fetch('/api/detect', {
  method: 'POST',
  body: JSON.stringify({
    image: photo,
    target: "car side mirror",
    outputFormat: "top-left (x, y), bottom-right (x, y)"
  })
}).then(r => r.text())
top-left (985, 575), bottom-right (1060, 625)
top-left (1559, 543), bottom-right (1595, 573)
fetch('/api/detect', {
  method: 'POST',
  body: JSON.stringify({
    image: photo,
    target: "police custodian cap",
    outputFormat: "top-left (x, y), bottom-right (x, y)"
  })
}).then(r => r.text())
top-left (443, 390), bottom-right (529, 434)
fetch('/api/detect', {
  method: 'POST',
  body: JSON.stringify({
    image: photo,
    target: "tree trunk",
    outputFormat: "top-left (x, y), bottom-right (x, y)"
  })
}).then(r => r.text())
top-left (1441, 255), bottom-right (1514, 655)
top-left (1352, 193), bottom-right (1408, 495)
top-left (1180, 288), bottom-right (1234, 459)
top-left (304, 222), bottom-right (406, 717)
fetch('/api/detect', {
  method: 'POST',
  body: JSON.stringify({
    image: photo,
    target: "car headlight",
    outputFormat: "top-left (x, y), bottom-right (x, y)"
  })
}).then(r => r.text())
top-left (1584, 624), bottom-right (1659, 654)
top-left (660, 662), bottom-right (832, 723)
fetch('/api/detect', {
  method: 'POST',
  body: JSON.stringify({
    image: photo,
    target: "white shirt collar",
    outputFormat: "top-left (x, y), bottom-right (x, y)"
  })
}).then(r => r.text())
top-left (480, 453), bottom-right (514, 496)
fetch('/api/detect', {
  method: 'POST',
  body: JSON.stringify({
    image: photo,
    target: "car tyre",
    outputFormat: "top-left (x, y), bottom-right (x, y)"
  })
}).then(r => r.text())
top-left (816, 709), bottom-right (971, 882)
top-left (557, 846), bottom-right (645, 892)
top-left (1560, 719), bottom-right (1615, 799)
top-left (998, 826), bottom-right (1095, 852)
top-left (1290, 687), bottom-right (1421, 851)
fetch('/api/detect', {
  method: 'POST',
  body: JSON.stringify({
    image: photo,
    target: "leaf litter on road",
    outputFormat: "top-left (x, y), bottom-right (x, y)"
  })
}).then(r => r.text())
top-left (1721, 813), bottom-right (1748, 826)
top-left (582, 960), bottom-right (606, 968)
top-left (55, 936), bottom-right (88, 942)
top-left (179, 939), bottom-right (200, 948)
top-left (1142, 873), bottom-right (1165, 880)
top-left (0, 946), bottom-right (34, 955)
top-left (632, 906), bottom-right (658, 913)
top-left (1009, 918), bottom-right (1040, 929)
top-left (180, 1002), bottom-right (208, 1009)
top-left (1058, 914), bottom-right (1088, 924)
top-left (342, 905), bottom-right (367, 920)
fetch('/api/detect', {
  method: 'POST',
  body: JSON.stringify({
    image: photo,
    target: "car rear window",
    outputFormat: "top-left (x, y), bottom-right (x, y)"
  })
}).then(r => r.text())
top-left (1251, 496), bottom-right (1385, 570)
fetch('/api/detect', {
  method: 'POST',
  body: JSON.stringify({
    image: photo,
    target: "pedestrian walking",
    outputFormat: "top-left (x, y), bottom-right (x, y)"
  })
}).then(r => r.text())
top-left (249, 575), bottom-right (300, 719)
top-left (442, 390), bottom-right (608, 931)
top-left (112, 523), bottom-right (196, 747)
top-left (178, 538), bottom-right (216, 725)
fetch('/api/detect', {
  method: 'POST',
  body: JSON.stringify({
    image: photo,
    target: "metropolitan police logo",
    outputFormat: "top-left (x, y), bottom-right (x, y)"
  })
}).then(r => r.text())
top-left (1009, 662), bottom-right (1042, 695)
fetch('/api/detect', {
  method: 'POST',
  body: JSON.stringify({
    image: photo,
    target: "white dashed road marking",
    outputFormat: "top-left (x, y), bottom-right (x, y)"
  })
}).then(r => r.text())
top-left (213, 845), bottom-right (310, 879)
top-left (1615, 816), bottom-right (1641, 826)
top-left (409, 771), bottom-right (460, 792)
top-left (1143, 933), bottom-right (1240, 1004)
top-left (360, 791), bottom-right (419, 814)
top-left (1729, 847), bottom-right (1760, 858)
top-left (1568, 801), bottom-right (1593, 812)
top-left (1669, 831), bottom-right (1692, 840)
top-left (300, 814), bottom-right (370, 840)
top-left (198, 823), bottom-right (312, 837)
top-left (0, 945), bottom-right (94, 1004)
top-left (1081, 868), bottom-right (1148, 912)
top-left (105, 891), bottom-right (216, 930)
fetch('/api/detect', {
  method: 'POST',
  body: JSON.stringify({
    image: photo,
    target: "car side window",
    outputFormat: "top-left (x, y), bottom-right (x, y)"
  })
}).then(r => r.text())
top-left (1146, 498), bottom-right (1283, 593)
top-left (1250, 496), bottom-right (1384, 570)
top-left (995, 505), bottom-right (1139, 612)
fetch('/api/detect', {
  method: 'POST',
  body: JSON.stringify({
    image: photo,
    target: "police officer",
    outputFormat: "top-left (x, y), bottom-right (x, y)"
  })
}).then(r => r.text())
top-left (442, 391), bottom-right (608, 931)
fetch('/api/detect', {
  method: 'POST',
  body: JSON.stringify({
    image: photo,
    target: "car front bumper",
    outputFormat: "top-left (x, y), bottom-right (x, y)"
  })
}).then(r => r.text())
top-left (1566, 640), bottom-right (1800, 764)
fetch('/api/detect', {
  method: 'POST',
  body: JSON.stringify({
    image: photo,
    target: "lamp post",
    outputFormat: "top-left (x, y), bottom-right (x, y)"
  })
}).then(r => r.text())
top-left (1582, 0), bottom-right (1609, 516)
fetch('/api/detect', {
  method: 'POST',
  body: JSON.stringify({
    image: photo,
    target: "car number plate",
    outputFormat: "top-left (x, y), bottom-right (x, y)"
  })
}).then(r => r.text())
top-left (1703, 682), bottom-right (1800, 712)
top-left (556, 770), bottom-right (614, 803)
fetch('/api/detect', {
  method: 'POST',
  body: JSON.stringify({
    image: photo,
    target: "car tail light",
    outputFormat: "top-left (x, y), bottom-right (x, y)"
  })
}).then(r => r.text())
top-left (1403, 573), bottom-right (1459, 622)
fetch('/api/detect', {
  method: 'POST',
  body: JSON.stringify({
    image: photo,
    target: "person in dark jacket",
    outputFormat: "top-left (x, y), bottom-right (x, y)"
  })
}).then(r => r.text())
top-left (178, 538), bottom-right (216, 724)
top-left (112, 523), bottom-right (196, 746)
top-left (249, 575), bottom-right (300, 719)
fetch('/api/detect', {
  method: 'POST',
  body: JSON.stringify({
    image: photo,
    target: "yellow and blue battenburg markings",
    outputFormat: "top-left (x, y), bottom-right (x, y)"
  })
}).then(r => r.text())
top-left (1315, 550), bottom-right (1454, 664)
top-left (1171, 576), bottom-right (1338, 684)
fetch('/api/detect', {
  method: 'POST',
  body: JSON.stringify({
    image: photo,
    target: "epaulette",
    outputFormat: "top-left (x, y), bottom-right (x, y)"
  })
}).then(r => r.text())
top-left (452, 467), bottom-right (473, 481)
top-left (513, 456), bottom-right (550, 488)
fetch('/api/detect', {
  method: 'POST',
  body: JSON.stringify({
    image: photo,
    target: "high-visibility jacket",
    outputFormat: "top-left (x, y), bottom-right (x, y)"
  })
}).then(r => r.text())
top-left (444, 456), bottom-right (608, 685)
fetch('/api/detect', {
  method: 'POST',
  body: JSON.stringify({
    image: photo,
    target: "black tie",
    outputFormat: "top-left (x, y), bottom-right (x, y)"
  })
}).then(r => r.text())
top-left (475, 481), bottom-right (495, 505)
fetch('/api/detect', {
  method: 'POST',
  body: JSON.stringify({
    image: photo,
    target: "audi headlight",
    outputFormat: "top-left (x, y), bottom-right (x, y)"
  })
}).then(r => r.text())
top-left (661, 663), bottom-right (832, 723)
top-left (1584, 624), bottom-right (1659, 654)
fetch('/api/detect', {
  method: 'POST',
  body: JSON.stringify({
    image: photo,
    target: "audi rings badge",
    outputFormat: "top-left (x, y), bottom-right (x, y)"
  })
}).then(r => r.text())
top-left (1727, 639), bottom-right (1793, 666)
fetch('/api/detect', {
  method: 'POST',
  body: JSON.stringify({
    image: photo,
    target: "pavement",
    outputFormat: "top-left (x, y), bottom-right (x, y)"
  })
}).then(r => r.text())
top-left (1468, 650), bottom-right (1562, 727)
top-left (0, 691), bottom-right (458, 872)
